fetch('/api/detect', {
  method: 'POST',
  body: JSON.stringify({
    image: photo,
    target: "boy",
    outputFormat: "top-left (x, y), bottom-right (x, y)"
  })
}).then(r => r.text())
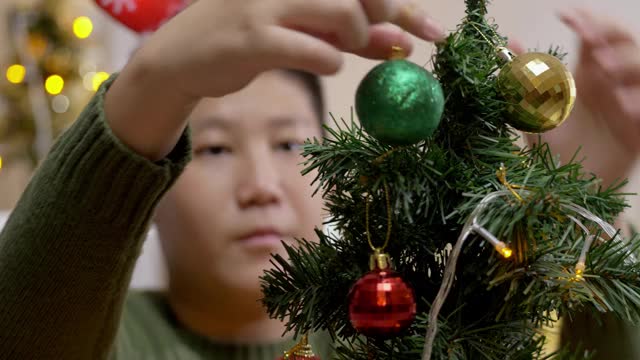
top-left (0, 2), bottom-right (638, 360)
top-left (0, 1), bottom-right (447, 359)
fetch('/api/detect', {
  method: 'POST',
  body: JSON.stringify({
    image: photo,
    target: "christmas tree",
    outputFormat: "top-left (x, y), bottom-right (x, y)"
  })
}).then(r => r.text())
top-left (1, 0), bottom-right (99, 166)
top-left (261, 1), bottom-right (640, 359)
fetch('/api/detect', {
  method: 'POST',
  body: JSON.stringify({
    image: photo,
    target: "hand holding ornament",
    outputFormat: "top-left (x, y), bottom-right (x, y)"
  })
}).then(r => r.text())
top-left (104, 0), bottom-right (447, 160)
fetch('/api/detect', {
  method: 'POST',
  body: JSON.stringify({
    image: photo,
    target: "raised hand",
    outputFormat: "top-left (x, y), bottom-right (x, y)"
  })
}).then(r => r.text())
top-left (531, 8), bottom-right (640, 186)
top-left (561, 8), bottom-right (640, 154)
top-left (105, 0), bottom-right (446, 160)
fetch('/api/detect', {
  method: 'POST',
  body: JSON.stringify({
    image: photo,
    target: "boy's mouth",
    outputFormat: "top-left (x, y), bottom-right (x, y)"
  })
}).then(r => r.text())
top-left (237, 228), bottom-right (284, 248)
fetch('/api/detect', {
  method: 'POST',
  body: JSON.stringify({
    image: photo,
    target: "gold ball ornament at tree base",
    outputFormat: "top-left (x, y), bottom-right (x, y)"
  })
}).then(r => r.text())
top-left (497, 51), bottom-right (576, 133)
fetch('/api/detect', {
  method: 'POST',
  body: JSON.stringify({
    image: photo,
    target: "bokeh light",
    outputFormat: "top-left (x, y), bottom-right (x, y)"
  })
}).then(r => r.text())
top-left (6, 64), bottom-right (26, 84)
top-left (45, 75), bottom-right (64, 95)
top-left (73, 16), bottom-right (94, 39)
top-left (92, 71), bottom-right (110, 91)
top-left (52, 95), bottom-right (70, 113)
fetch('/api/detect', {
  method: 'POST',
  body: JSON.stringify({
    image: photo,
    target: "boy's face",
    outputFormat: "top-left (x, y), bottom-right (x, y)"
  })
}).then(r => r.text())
top-left (155, 71), bottom-right (324, 298)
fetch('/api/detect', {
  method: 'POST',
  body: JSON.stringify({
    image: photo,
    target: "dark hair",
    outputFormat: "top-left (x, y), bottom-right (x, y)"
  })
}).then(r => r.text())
top-left (283, 69), bottom-right (325, 129)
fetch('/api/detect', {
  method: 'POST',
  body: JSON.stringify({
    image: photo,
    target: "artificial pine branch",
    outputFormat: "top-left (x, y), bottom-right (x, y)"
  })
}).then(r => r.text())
top-left (261, 0), bottom-right (640, 358)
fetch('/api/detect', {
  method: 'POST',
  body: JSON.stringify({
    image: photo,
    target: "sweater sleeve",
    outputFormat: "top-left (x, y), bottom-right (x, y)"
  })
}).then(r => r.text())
top-left (0, 75), bottom-right (192, 360)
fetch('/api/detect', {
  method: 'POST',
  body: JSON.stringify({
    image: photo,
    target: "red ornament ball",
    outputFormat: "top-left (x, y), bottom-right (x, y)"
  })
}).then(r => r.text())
top-left (95, 0), bottom-right (188, 33)
top-left (348, 268), bottom-right (416, 338)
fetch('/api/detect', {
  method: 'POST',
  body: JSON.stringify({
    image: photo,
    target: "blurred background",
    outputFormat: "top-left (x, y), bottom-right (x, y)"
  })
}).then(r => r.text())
top-left (0, 0), bottom-right (638, 288)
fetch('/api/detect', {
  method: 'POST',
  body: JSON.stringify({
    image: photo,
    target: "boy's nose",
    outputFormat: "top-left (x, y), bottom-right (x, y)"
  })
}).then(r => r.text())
top-left (236, 154), bottom-right (282, 208)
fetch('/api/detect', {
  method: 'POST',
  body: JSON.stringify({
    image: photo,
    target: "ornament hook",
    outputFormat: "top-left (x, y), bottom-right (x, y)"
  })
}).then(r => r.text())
top-left (469, 22), bottom-right (514, 62)
top-left (365, 180), bottom-right (393, 253)
top-left (496, 164), bottom-right (526, 203)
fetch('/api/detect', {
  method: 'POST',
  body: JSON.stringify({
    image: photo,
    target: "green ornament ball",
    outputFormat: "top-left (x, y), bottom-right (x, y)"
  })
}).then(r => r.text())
top-left (355, 59), bottom-right (445, 146)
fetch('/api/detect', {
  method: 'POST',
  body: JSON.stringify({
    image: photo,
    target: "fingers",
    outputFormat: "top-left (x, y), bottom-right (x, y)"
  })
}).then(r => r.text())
top-left (360, 0), bottom-right (395, 23)
top-left (616, 87), bottom-right (640, 123)
top-left (385, 0), bottom-right (446, 42)
top-left (276, 0), bottom-right (445, 64)
top-left (351, 23), bottom-right (414, 59)
top-left (613, 87), bottom-right (640, 152)
top-left (593, 45), bottom-right (640, 86)
top-left (281, 0), bottom-right (370, 50)
top-left (507, 38), bottom-right (526, 55)
top-left (562, 8), bottom-right (640, 86)
top-left (282, 0), bottom-right (445, 49)
top-left (562, 8), bottom-right (640, 85)
top-left (559, 8), bottom-right (634, 47)
top-left (261, 26), bottom-right (344, 75)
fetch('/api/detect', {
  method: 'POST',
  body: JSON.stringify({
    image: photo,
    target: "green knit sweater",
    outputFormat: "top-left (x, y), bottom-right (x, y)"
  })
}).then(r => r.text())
top-left (0, 78), bottom-right (333, 360)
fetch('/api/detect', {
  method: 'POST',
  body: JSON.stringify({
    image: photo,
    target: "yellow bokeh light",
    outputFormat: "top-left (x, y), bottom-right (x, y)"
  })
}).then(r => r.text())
top-left (92, 71), bottom-right (110, 91)
top-left (45, 75), bottom-right (64, 95)
top-left (6, 64), bottom-right (26, 84)
top-left (73, 16), bottom-right (94, 39)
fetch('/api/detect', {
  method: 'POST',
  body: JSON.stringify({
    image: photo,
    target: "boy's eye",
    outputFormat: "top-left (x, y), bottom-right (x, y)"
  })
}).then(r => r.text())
top-left (276, 141), bottom-right (303, 152)
top-left (197, 146), bottom-right (231, 156)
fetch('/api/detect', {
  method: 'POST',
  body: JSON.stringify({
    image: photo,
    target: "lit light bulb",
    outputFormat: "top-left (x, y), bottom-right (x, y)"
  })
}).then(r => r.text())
top-left (73, 16), bottom-right (94, 39)
top-left (573, 262), bottom-right (585, 281)
top-left (6, 64), bottom-right (26, 84)
top-left (45, 75), bottom-right (64, 95)
top-left (92, 71), bottom-right (110, 91)
top-left (495, 242), bottom-right (513, 259)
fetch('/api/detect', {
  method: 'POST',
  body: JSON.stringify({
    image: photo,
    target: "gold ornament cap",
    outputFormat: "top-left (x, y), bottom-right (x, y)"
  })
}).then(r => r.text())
top-left (283, 334), bottom-right (317, 358)
top-left (389, 46), bottom-right (407, 60)
top-left (369, 248), bottom-right (392, 271)
top-left (496, 46), bottom-right (514, 62)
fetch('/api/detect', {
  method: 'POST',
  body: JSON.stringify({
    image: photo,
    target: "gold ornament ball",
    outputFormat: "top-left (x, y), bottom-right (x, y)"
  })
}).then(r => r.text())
top-left (497, 52), bottom-right (576, 133)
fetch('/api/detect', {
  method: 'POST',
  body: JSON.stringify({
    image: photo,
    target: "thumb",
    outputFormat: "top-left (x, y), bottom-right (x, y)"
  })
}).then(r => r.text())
top-left (508, 38), bottom-right (526, 55)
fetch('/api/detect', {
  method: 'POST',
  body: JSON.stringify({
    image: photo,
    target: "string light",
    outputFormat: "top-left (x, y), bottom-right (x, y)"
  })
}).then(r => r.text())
top-left (424, 186), bottom-right (631, 359)
top-left (45, 75), bottom-right (64, 95)
top-left (92, 71), bottom-right (110, 91)
top-left (6, 64), bottom-right (26, 84)
top-left (573, 262), bottom-right (585, 281)
top-left (565, 215), bottom-right (592, 282)
top-left (471, 223), bottom-right (513, 260)
top-left (73, 16), bottom-right (94, 39)
top-left (423, 190), bottom-right (518, 360)
top-left (496, 242), bottom-right (513, 259)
